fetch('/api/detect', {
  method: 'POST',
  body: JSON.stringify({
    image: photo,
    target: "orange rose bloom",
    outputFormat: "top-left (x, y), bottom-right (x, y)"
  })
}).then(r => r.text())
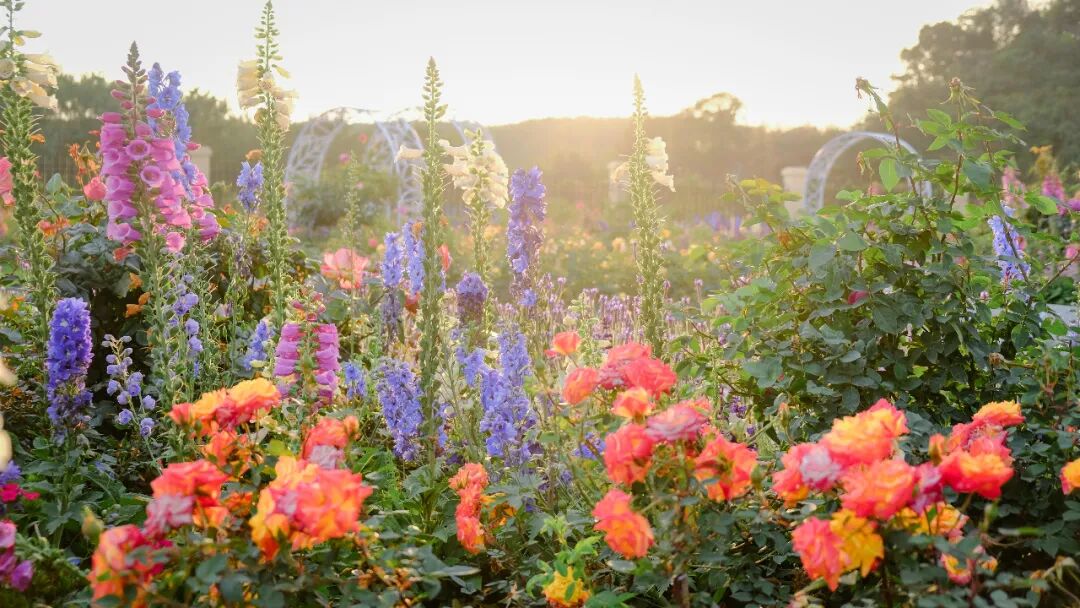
top-left (450, 463), bottom-right (490, 491)
top-left (840, 459), bottom-right (917, 520)
top-left (645, 401), bottom-right (707, 443)
top-left (562, 367), bottom-right (600, 405)
top-left (227, 378), bottom-right (281, 421)
top-left (694, 435), bottom-right (757, 501)
top-left (548, 331), bottom-right (581, 357)
top-left (599, 342), bottom-right (652, 390)
top-left (830, 509), bottom-right (884, 578)
top-left (603, 424), bottom-right (655, 485)
top-left (772, 443), bottom-right (815, 505)
top-left (611, 387), bottom-right (654, 419)
top-left (939, 449), bottom-right (1013, 499)
top-left (972, 401), bottom-right (1023, 428)
top-left (88, 525), bottom-right (170, 608)
top-left (822, 399), bottom-right (908, 467)
top-left (894, 502), bottom-right (968, 539)
top-left (249, 457), bottom-right (372, 560)
top-left (456, 515), bottom-right (486, 554)
top-left (171, 379), bottom-right (281, 436)
top-left (150, 459), bottom-right (230, 528)
top-left (592, 489), bottom-right (654, 559)
top-left (301, 415), bottom-right (359, 465)
top-left (939, 543), bottom-right (997, 584)
top-left (622, 357), bottom-right (677, 398)
top-left (1062, 458), bottom-right (1080, 495)
top-left (320, 247), bottom-right (369, 290)
top-left (202, 429), bottom-right (251, 473)
top-left (791, 517), bottom-right (846, 591)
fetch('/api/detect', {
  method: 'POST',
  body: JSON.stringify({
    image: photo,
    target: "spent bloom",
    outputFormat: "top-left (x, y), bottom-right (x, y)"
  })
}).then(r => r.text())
top-left (46, 298), bottom-right (94, 430)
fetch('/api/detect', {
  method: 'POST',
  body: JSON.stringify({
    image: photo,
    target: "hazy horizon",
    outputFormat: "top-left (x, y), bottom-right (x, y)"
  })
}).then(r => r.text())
top-left (24, 0), bottom-right (991, 129)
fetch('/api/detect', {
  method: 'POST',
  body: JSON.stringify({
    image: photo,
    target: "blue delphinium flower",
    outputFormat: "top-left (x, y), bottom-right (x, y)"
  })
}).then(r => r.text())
top-left (457, 345), bottom-right (488, 388)
top-left (381, 230), bottom-right (405, 334)
top-left (242, 319), bottom-right (274, 371)
top-left (402, 221), bottom-right (425, 296)
top-left (507, 167), bottom-right (547, 307)
top-left (139, 417), bottom-right (155, 437)
top-left (343, 361), bottom-right (366, 400)
top-left (478, 326), bottom-right (538, 467)
top-left (46, 298), bottom-right (94, 430)
top-left (455, 272), bottom-right (488, 325)
top-left (0, 463), bottom-right (22, 486)
top-left (376, 358), bottom-right (422, 461)
top-left (573, 433), bottom-right (605, 460)
top-left (988, 210), bottom-right (1029, 285)
top-left (236, 161), bottom-right (264, 213)
top-left (147, 64), bottom-right (198, 194)
top-left (116, 409), bottom-right (134, 425)
top-left (102, 333), bottom-right (158, 431)
top-left (170, 274), bottom-right (203, 375)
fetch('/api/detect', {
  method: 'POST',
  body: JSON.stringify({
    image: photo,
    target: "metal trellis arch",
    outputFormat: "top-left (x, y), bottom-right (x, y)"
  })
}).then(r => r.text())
top-left (284, 108), bottom-right (496, 225)
top-left (802, 131), bottom-right (932, 213)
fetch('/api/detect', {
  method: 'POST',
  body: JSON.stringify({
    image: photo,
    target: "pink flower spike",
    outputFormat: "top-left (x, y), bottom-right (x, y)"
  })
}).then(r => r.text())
top-left (165, 231), bottom-right (186, 253)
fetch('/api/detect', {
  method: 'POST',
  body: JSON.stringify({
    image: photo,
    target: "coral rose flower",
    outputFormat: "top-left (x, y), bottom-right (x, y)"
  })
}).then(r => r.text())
top-left (611, 387), bottom-right (654, 419)
top-left (693, 435), bottom-right (757, 501)
top-left (972, 401), bottom-right (1024, 428)
top-left (320, 247), bottom-right (369, 290)
top-left (645, 401), bottom-right (707, 443)
top-left (840, 459), bottom-right (917, 520)
top-left (456, 515), bottom-right (486, 554)
top-left (791, 517), bottom-right (846, 591)
top-left (622, 357), bottom-right (677, 398)
top-left (1062, 458), bottom-right (1080, 495)
top-left (821, 399), bottom-right (908, 466)
top-left (603, 423), bottom-right (655, 485)
top-left (562, 367), bottom-right (600, 405)
top-left (547, 331), bottom-right (581, 357)
top-left (592, 489), bottom-right (654, 559)
top-left (449, 463), bottom-right (490, 491)
top-left (938, 449), bottom-right (1013, 499)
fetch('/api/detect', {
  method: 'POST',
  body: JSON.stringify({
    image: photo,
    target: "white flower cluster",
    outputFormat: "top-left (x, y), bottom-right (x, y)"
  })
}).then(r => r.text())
top-left (612, 136), bottom-right (675, 192)
top-left (237, 60), bottom-right (296, 130)
top-left (0, 50), bottom-right (60, 112)
top-left (396, 131), bottom-right (510, 209)
top-left (441, 131), bottom-right (509, 209)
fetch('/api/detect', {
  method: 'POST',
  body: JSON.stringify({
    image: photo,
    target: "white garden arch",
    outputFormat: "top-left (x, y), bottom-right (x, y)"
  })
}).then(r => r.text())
top-left (802, 131), bottom-right (932, 213)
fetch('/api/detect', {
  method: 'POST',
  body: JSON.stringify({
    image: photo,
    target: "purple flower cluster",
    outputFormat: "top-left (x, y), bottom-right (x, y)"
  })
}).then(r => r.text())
top-left (236, 161), bottom-right (264, 213)
top-left (376, 358), bottom-right (423, 461)
top-left (507, 167), bottom-right (547, 307)
top-left (455, 272), bottom-right (488, 325)
top-left (0, 521), bottom-right (32, 592)
top-left (46, 298), bottom-right (93, 430)
top-left (103, 334), bottom-right (157, 434)
top-left (478, 327), bottom-right (538, 467)
top-left (170, 274), bottom-right (203, 375)
top-left (343, 361), bottom-right (365, 400)
top-left (242, 319), bottom-right (274, 372)
top-left (273, 322), bottom-right (302, 378)
top-left (313, 324), bottom-right (340, 404)
top-left (381, 230), bottom-right (405, 333)
top-left (989, 212), bottom-right (1028, 285)
top-left (402, 221), bottom-right (425, 296)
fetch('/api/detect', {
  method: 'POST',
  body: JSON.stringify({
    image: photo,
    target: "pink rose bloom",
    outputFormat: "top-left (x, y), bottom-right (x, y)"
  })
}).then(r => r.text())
top-left (321, 248), bottom-right (369, 290)
top-left (83, 176), bottom-right (107, 201)
top-left (645, 403), bottom-right (707, 443)
top-left (798, 443), bottom-right (844, 491)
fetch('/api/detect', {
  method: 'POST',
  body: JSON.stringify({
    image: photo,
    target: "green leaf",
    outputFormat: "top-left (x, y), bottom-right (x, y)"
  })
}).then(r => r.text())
top-left (926, 108), bottom-right (952, 125)
top-left (808, 243), bottom-right (835, 271)
top-left (961, 159), bottom-right (992, 188)
top-left (837, 232), bottom-right (867, 252)
top-left (1030, 195), bottom-right (1060, 216)
top-left (196, 554), bottom-right (228, 583)
top-left (879, 158), bottom-right (899, 192)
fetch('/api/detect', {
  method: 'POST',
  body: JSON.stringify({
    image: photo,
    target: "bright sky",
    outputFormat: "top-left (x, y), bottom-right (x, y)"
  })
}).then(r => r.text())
top-left (25, 0), bottom-right (990, 128)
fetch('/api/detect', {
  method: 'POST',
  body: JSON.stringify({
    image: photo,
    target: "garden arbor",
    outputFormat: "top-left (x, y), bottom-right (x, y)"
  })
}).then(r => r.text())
top-left (802, 131), bottom-right (931, 213)
top-left (283, 107), bottom-right (495, 224)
